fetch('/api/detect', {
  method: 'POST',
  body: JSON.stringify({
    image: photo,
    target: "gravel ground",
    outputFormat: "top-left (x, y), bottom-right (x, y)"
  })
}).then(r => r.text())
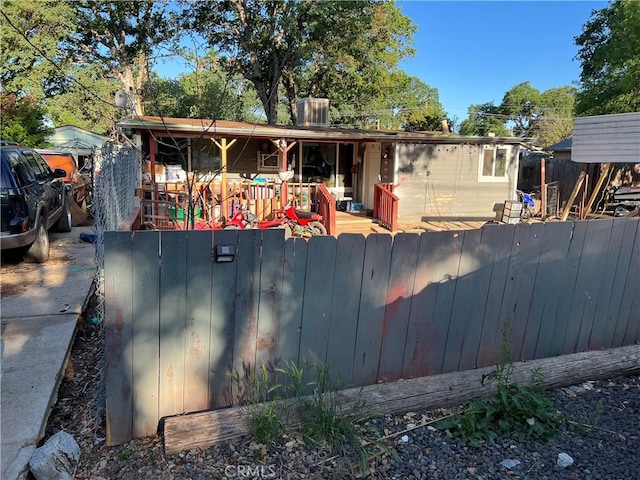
top-left (43, 296), bottom-right (640, 480)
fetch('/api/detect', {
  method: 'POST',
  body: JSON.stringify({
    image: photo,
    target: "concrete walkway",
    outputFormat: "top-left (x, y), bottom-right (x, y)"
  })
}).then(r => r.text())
top-left (1, 226), bottom-right (96, 480)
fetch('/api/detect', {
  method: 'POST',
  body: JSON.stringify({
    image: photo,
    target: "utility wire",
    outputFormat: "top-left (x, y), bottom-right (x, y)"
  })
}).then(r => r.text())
top-left (1, 9), bottom-right (119, 110)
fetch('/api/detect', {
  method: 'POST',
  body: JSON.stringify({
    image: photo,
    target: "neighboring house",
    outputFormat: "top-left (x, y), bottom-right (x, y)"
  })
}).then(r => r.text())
top-left (545, 138), bottom-right (572, 161)
top-left (47, 125), bottom-right (111, 169)
top-left (118, 113), bottom-right (530, 221)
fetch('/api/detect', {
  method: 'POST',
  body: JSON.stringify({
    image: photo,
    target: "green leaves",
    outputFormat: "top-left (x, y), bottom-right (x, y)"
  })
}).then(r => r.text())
top-left (435, 319), bottom-right (562, 447)
top-left (575, 0), bottom-right (640, 115)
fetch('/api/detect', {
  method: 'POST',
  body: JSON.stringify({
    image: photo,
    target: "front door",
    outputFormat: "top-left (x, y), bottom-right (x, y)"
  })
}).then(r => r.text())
top-left (363, 143), bottom-right (381, 208)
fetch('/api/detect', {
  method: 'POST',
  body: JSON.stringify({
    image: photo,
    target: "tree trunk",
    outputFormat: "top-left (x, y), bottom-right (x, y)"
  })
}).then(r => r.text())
top-left (163, 344), bottom-right (640, 454)
top-left (281, 69), bottom-right (298, 125)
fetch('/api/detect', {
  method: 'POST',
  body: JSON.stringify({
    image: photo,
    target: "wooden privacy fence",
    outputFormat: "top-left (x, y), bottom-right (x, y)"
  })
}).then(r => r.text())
top-left (104, 217), bottom-right (640, 445)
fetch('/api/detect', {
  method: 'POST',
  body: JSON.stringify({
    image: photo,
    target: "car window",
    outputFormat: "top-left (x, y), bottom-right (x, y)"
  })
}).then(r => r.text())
top-left (1, 161), bottom-right (16, 189)
top-left (22, 151), bottom-right (51, 182)
top-left (3, 150), bottom-right (36, 187)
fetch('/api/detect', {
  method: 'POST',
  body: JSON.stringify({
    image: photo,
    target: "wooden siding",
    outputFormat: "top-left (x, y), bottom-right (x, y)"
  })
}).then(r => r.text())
top-left (572, 112), bottom-right (640, 164)
top-left (393, 143), bottom-right (518, 219)
top-left (104, 217), bottom-right (640, 445)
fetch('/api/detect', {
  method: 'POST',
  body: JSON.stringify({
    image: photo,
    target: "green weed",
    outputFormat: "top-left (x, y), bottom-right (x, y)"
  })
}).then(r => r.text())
top-left (435, 318), bottom-right (562, 447)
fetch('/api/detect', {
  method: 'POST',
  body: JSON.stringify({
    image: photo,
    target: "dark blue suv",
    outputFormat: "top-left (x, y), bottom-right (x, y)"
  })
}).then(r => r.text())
top-left (1, 145), bottom-right (72, 263)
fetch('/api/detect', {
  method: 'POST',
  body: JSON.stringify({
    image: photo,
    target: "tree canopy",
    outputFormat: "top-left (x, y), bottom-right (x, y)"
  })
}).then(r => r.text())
top-left (188, 0), bottom-right (421, 126)
top-left (457, 82), bottom-right (575, 146)
top-left (575, 0), bottom-right (640, 115)
top-left (0, 93), bottom-right (53, 147)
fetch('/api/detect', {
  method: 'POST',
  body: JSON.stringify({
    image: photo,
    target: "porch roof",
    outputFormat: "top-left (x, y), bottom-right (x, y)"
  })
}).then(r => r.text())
top-left (118, 115), bottom-right (531, 146)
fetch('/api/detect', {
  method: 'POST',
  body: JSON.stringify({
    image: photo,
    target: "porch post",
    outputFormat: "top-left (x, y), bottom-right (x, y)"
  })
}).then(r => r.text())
top-left (149, 136), bottom-right (157, 202)
top-left (273, 139), bottom-right (297, 207)
top-left (213, 137), bottom-right (237, 219)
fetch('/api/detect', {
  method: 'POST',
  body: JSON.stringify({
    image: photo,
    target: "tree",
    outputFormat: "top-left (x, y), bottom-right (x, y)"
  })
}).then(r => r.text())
top-left (0, 93), bottom-right (53, 147)
top-left (0, 1), bottom-right (76, 98)
top-left (537, 86), bottom-right (576, 147)
top-left (43, 63), bottom-right (121, 136)
top-left (575, 0), bottom-right (640, 115)
top-left (498, 82), bottom-right (542, 137)
top-left (145, 69), bottom-right (263, 123)
top-left (459, 103), bottom-right (510, 137)
top-left (280, 1), bottom-right (417, 126)
top-left (70, 1), bottom-right (180, 115)
top-left (188, 0), bottom-right (418, 125)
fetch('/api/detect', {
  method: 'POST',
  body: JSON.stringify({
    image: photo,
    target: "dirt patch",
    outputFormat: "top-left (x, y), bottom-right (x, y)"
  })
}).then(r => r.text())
top-left (0, 283), bottom-right (27, 297)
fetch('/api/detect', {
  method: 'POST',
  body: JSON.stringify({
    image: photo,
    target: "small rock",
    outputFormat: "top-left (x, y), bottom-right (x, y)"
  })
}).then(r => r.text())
top-left (500, 459), bottom-right (521, 469)
top-left (401, 435), bottom-right (409, 443)
top-left (557, 452), bottom-right (574, 468)
top-left (29, 431), bottom-right (81, 480)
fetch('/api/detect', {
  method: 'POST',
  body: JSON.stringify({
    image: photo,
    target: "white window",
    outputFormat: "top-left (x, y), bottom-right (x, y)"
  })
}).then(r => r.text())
top-left (478, 145), bottom-right (510, 182)
top-left (257, 151), bottom-right (280, 171)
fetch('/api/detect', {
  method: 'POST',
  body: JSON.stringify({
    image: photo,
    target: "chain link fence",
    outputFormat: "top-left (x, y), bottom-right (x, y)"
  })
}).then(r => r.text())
top-left (87, 141), bottom-right (140, 442)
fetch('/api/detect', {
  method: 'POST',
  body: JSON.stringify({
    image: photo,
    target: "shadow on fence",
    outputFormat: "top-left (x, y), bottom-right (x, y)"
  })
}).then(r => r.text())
top-left (103, 217), bottom-right (640, 445)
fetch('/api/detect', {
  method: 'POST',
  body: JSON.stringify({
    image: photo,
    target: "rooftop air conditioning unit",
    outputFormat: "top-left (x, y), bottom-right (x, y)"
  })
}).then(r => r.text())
top-left (297, 98), bottom-right (329, 127)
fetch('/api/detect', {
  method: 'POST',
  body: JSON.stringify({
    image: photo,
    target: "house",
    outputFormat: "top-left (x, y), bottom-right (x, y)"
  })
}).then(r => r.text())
top-left (118, 113), bottom-right (531, 229)
top-left (545, 138), bottom-right (572, 161)
top-left (47, 125), bottom-right (111, 169)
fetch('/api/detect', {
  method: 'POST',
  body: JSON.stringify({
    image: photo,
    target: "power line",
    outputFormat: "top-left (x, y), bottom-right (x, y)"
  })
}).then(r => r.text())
top-left (1, 9), bottom-right (119, 110)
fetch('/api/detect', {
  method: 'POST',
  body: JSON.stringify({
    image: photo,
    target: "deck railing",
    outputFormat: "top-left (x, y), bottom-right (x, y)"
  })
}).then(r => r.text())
top-left (373, 183), bottom-right (399, 232)
top-left (140, 180), bottom-right (320, 229)
top-left (315, 183), bottom-right (337, 235)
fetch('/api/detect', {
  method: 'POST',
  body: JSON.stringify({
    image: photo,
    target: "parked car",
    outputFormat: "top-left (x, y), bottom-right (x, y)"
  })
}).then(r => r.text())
top-left (36, 149), bottom-right (92, 209)
top-left (1, 145), bottom-right (72, 263)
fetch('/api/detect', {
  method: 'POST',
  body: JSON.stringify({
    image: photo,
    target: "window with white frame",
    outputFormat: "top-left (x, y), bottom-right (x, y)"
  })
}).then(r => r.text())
top-left (257, 151), bottom-right (280, 171)
top-left (478, 145), bottom-right (510, 181)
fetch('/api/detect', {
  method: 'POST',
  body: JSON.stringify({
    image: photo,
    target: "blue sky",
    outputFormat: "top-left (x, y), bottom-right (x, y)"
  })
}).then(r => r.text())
top-left (396, 0), bottom-right (608, 121)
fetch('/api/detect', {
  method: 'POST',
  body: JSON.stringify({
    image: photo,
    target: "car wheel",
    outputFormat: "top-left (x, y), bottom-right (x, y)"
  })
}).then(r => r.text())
top-left (24, 220), bottom-right (50, 263)
top-left (307, 221), bottom-right (327, 235)
top-left (55, 195), bottom-right (73, 232)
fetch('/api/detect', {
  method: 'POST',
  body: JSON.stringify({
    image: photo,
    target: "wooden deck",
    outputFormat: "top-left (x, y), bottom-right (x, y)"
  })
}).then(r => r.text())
top-left (334, 211), bottom-right (487, 236)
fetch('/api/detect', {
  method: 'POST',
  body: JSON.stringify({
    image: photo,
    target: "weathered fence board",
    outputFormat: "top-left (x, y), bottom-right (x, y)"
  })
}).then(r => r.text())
top-left (352, 234), bottom-right (392, 386)
top-left (548, 221), bottom-right (588, 357)
top-left (256, 229), bottom-right (286, 370)
top-left (184, 231), bottom-right (214, 412)
top-left (451, 228), bottom-right (492, 372)
top-left (299, 236), bottom-right (337, 387)
top-left (278, 238), bottom-right (307, 365)
top-left (209, 229), bottom-right (238, 408)
top-left (232, 228), bottom-right (262, 384)
top-left (530, 221), bottom-right (575, 360)
top-left (575, 219), bottom-right (615, 352)
top-left (159, 231), bottom-right (188, 419)
top-left (326, 234), bottom-right (366, 385)
top-left (589, 218), bottom-right (626, 350)
top-left (131, 231), bottom-right (160, 438)
top-left (503, 223), bottom-right (545, 362)
top-left (104, 218), bottom-right (640, 445)
top-left (619, 218), bottom-right (639, 345)
top-left (611, 218), bottom-right (639, 347)
top-left (432, 231), bottom-right (465, 374)
top-left (476, 224), bottom-right (515, 367)
top-left (378, 233), bottom-right (420, 382)
top-left (104, 232), bottom-right (134, 445)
